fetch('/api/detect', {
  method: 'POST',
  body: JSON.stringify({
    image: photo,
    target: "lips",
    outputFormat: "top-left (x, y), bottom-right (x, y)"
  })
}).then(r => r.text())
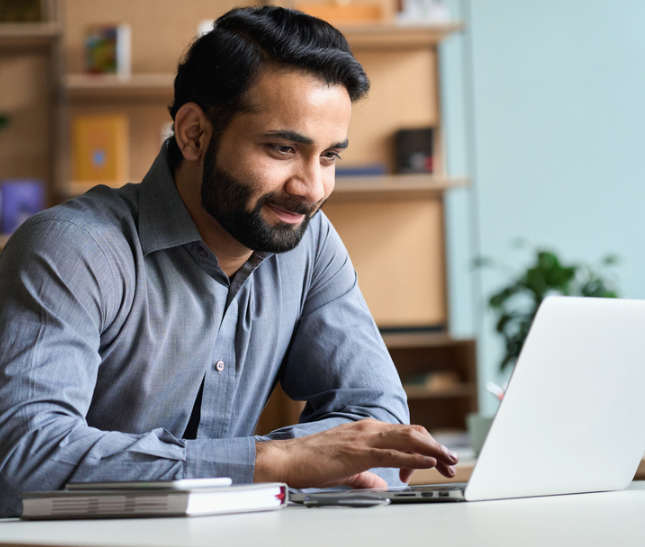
top-left (265, 203), bottom-right (306, 224)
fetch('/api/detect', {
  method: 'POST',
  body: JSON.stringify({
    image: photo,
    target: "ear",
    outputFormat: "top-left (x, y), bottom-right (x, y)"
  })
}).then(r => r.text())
top-left (173, 102), bottom-right (212, 162)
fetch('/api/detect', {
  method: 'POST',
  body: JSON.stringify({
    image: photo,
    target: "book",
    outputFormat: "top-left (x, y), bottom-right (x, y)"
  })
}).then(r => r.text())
top-left (335, 164), bottom-right (387, 177)
top-left (84, 23), bottom-right (131, 76)
top-left (0, 179), bottom-right (46, 234)
top-left (20, 482), bottom-right (288, 520)
top-left (71, 114), bottom-right (129, 187)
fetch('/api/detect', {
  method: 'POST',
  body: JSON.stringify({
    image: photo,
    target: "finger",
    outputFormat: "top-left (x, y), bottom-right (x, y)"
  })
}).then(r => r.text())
top-left (435, 461), bottom-right (457, 478)
top-left (366, 448), bottom-right (439, 470)
top-left (399, 468), bottom-right (414, 484)
top-left (408, 425), bottom-right (460, 465)
top-left (343, 471), bottom-right (387, 490)
top-left (374, 427), bottom-right (459, 465)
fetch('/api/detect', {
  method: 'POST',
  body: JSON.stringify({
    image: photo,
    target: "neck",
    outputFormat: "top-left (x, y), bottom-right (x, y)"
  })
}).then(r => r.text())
top-left (174, 161), bottom-right (253, 278)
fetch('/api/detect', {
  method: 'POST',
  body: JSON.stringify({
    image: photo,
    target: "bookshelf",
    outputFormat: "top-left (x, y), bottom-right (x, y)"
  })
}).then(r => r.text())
top-left (0, 18), bottom-right (62, 244)
top-left (2, 3), bottom-right (478, 435)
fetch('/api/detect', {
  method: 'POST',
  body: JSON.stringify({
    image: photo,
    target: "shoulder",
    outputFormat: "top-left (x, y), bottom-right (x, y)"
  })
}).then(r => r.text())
top-left (9, 184), bottom-right (140, 255)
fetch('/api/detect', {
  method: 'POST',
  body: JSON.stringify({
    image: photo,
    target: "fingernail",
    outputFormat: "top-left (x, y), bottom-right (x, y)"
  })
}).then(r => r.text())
top-left (449, 466), bottom-right (456, 476)
top-left (443, 447), bottom-right (458, 461)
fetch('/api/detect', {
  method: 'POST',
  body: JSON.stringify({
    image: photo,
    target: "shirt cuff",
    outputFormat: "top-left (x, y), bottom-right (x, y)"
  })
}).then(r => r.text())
top-left (185, 436), bottom-right (256, 484)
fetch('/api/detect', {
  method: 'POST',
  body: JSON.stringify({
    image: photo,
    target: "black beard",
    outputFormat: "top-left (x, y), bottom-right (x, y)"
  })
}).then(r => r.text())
top-left (200, 142), bottom-right (322, 254)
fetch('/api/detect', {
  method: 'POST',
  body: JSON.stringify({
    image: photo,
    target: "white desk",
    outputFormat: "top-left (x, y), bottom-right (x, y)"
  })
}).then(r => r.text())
top-left (1, 482), bottom-right (645, 547)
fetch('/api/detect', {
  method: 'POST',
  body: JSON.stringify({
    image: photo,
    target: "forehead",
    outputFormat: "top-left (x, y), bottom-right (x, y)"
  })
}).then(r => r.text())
top-left (230, 68), bottom-right (352, 142)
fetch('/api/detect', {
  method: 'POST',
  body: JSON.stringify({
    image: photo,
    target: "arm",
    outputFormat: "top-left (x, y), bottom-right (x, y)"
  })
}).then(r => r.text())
top-left (253, 216), bottom-right (457, 488)
top-left (0, 218), bottom-right (254, 518)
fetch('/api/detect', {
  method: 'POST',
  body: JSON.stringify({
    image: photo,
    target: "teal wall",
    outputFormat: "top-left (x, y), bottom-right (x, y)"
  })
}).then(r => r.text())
top-left (440, 0), bottom-right (645, 414)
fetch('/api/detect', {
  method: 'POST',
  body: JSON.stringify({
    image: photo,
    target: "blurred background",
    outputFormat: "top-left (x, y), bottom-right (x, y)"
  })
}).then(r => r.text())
top-left (1, 0), bottom-right (644, 446)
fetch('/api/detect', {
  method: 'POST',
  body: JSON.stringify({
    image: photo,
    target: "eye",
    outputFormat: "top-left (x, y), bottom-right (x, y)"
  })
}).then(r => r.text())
top-left (322, 151), bottom-right (342, 163)
top-left (272, 144), bottom-right (295, 155)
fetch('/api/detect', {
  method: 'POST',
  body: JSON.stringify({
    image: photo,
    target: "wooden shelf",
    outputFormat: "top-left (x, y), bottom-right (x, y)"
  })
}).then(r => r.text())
top-left (382, 331), bottom-right (473, 349)
top-left (403, 383), bottom-right (476, 400)
top-left (61, 175), bottom-right (470, 200)
top-left (0, 234), bottom-right (9, 250)
top-left (331, 174), bottom-right (470, 201)
top-left (340, 22), bottom-right (464, 50)
top-left (65, 73), bottom-right (174, 99)
top-left (0, 22), bottom-right (61, 49)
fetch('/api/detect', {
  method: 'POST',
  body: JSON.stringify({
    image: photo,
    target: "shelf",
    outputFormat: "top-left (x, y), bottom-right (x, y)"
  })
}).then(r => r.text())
top-left (0, 234), bottom-right (9, 250)
top-left (0, 22), bottom-right (61, 49)
top-left (330, 174), bottom-right (469, 201)
top-left (340, 22), bottom-right (464, 50)
top-left (65, 73), bottom-right (174, 99)
top-left (403, 383), bottom-right (476, 400)
top-left (382, 331), bottom-right (474, 349)
top-left (61, 21), bottom-right (464, 98)
top-left (61, 175), bottom-right (470, 200)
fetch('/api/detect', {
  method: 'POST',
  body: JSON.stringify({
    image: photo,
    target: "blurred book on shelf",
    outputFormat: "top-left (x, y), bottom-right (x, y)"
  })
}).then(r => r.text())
top-left (396, 127), bottom-right (434, 174)
top-left (0, 179), bottom-right (45, 234)
top-left (336, 164), bottom-right (387, 177)
top-left (71, 114), bottom-right (129, 187)
top-left (395, 0), bottom-right (450, 24)
top-left (84, 23), bottom-right (131, 76)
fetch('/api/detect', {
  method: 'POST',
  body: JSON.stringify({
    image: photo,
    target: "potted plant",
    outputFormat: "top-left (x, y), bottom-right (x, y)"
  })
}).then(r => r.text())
top-left (480, 245), bottom-right (620, 374)
top-left (467, 244), bottom-right (620, 454)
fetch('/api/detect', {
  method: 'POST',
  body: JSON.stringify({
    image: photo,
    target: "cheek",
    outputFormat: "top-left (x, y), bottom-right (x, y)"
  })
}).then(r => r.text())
top-left (241, 156), bottom-right (289, 196)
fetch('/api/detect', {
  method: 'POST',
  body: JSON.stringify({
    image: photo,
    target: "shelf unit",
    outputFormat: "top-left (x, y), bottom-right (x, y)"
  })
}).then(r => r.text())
top-left (0, 20), bottom-right (62, 248)
top-left (2, 6), bottom-right (477, 434)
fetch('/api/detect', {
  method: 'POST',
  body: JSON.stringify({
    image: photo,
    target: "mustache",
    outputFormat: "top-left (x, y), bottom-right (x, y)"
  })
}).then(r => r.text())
top-left (258, 193), bottom-right (323, 216)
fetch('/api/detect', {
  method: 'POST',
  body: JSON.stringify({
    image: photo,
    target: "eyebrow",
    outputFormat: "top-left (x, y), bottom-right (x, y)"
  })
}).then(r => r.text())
top-left (264, 130), bottom-right (349, 150)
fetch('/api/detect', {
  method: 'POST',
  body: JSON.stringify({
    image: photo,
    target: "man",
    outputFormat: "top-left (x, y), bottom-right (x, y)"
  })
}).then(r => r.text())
top-left (0, 6), bottom-right (457, 517)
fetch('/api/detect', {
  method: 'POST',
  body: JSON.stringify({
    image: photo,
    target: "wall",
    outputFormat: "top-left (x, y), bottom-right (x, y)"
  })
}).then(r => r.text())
top-left (440, 0), bottom-right (645, 414)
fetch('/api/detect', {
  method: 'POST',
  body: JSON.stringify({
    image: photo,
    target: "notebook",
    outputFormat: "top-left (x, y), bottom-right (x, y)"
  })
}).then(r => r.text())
top-left (292, 296), bottom-right (645, 503)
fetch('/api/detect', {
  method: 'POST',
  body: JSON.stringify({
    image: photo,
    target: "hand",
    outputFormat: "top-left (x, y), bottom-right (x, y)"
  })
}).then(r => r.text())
top-left (253, 419), bottom-right (458, 489)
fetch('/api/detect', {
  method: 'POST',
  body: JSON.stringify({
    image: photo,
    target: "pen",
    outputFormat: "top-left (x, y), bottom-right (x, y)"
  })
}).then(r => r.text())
top-left (486, 381), bottom-right (505, 400)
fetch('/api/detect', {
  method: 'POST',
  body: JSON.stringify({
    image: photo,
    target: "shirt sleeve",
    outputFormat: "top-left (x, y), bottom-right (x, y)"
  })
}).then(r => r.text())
top-left (0, 218), bottom-right (255, 518)
top-left (256, 215), bottom-right (410, 487)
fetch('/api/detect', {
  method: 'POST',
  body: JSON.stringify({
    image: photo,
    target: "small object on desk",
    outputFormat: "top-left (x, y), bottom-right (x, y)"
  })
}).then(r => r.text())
top-left (303, 493), bottom-right (391, 508)
top-left (485, 381), bottom-right (505, 400)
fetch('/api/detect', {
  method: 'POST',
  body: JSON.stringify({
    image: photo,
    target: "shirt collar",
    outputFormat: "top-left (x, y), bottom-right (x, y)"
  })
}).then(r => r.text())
top-left (138, 143), bottom-right (203, 256)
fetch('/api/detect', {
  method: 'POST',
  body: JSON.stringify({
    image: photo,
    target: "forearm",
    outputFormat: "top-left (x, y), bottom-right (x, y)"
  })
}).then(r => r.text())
top-left (0, 415), bottom-right (257, 517)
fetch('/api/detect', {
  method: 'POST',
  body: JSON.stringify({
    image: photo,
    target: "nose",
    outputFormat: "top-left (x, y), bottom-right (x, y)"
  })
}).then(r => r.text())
top-left (285, 158), bottom-right (328, 204)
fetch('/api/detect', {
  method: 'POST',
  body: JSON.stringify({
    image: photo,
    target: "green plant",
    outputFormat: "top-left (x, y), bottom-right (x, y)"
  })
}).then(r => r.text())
top-left (475, 245), bottom-right (620, 373)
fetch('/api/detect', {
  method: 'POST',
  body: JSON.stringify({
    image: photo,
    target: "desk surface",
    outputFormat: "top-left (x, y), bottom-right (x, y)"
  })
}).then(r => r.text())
top-left (1, 482), bottom-right (645, 547)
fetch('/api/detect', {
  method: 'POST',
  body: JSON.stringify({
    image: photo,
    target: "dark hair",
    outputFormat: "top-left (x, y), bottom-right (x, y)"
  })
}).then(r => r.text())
top-left (167, 5), bottom-right (370, 170)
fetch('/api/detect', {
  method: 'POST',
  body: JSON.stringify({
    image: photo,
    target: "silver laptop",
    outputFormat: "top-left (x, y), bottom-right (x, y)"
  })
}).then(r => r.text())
top-left (292, 296), bottom-right (645, 504)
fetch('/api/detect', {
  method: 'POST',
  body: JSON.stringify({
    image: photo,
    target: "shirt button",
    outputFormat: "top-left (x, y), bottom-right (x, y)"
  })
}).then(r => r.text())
top-left (198, 247), bottom-right (207, 258)
top-left (215, 360), bottom-right (225, 372)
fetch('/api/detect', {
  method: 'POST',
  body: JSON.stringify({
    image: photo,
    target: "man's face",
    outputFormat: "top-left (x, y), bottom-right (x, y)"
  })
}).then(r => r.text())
top-left (200, 68), bottom-right (352, 253)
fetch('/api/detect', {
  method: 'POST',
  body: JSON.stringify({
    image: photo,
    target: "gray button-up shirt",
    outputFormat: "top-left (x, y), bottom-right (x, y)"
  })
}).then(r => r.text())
top-left (0, 146), bottom-right (408, 517)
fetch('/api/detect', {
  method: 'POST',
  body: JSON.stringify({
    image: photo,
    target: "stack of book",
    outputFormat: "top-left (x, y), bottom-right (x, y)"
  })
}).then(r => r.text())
top-left (21, 478), bottom-right (288, 520)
